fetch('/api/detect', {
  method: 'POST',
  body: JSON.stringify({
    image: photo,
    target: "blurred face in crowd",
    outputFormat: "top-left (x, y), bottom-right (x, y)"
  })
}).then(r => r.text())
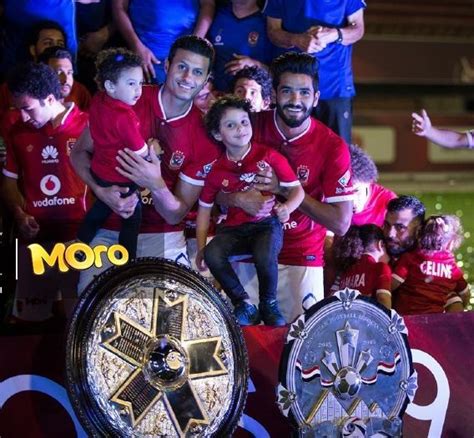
top-left (48, 57), bottom-right (74, 99)
top-left (275, 72), bottom-right (318, 128)
top-left (12, 94), bottom-right (55, 129)
top-left (233, 78), bottom-right (267, 112)
top-left (194, 81), bottom-right (216, 113)
top-left (383, 208), bottom-right (421, 257)
top-left (30, 28), bottom-right (66, 59)
top-left (165, 49), bottom-right (210, 103)
top-left (352, 181), bottom-right (371, 213)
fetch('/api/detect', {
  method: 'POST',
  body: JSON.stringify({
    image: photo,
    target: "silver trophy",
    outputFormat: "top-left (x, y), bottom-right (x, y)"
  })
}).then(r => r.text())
top-left (277, 289), bottom-right (417, 437)
top-left (66, 258), bottom-right (248, 436)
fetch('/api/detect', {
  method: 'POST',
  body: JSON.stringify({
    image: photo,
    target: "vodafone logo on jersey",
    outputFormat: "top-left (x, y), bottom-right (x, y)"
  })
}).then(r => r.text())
top-left (32, 175), bottom-right (76, 208)
top-left (40, 175), bottom-right (61, 196)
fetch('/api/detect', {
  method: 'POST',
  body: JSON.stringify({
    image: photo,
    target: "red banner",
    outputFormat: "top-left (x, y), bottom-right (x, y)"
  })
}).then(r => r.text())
top-left (0, 312), bottom-right (473, 437)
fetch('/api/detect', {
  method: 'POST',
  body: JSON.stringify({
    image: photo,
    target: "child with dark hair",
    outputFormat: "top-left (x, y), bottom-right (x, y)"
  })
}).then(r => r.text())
top-left (196, 95), bottom-right (304, 326)
top-left (333, 224), bottom-right (392, 309)
top-left (392, 214), bottom-right (470, 315)
top-left (77, 48), bottom-right (158, 259)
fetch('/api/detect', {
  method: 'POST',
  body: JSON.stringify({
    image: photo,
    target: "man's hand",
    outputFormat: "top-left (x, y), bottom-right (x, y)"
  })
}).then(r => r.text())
top-left (95, 185), bottom-right (139, 219)
top-left (116, 145), bottom-right (164, 190)
top-left (412, 109), bottom-right (432, 137)
top-left (253, 165), bottom-right (280, 195)
top-left (307, 26), bottom-right (338, 52)
top-left (293, 33), bottom-right (320, 53)
top-left (132, 41), bottom-right (160, 83)
top-left (274, 202), bottom-right (290, 223)
top-left (17, 213), bottom-right (40, 240)
top-left (234, 188), bottom-right (275, 218)
top-left (224, 54), bottom-right (260, 75)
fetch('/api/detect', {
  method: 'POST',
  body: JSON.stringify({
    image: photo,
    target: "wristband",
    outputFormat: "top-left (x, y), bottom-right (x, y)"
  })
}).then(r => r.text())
top-left (335, 28), bottom-right (343, 44)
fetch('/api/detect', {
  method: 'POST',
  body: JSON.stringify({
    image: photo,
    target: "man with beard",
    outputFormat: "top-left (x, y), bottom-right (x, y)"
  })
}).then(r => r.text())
top-left (383, 195), bottom-right (426, 262)
top-left (38, 47), bottom-right (91, 111)
top-left (225, 52), bottom-right (354, 321)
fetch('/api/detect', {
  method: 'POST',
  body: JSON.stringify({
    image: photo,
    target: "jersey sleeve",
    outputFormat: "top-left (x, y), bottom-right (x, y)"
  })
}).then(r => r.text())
top-left (116, 112), bottom-right (147, 155)
top-left (263, 0), bottom-right (284, 18)
top-left (392, 253), bottom-right (411, 284)
top-left (266, 148), bottom-right (300, 187)
top-left (179, 124), bottom-right (220, 186)
top-left (323, 138), bottom-right (354, 203)
top-left (375, 262), bottom-right (392, 296)
top-left (198, 167), bottom-right (221, 208)
top-left (346, 0), bottom-right (367, 17)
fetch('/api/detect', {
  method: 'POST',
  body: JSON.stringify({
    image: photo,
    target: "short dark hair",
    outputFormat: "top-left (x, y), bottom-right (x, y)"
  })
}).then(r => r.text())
top-left (168, 35), bottom-right (215, 74)
top-left (95, 48), bottom-right (142, 90)
top-left (204, 95), bottom-right (252, 138)
top-left (270, 52), bottom-right (319, 91)
top-left (28, 20), bottom-right (67, 48)
top-left (350, 144), bottom-right (378, 183)
top-left (232, 66), bottom-right (272, 101)
top-left (37, 46), bottom-right (73, 65)
top-left (7, 62), bottom-right (61, 100)
top-left (387, 195), bottom-right (426, 223)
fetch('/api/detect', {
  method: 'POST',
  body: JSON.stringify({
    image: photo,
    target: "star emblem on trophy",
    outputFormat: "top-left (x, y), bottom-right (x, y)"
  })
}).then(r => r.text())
top-left (100, 289), bottom-right (228, 435)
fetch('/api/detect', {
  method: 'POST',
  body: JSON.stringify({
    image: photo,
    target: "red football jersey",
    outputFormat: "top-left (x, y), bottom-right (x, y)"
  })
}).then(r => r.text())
top-left (339, 254), bottom-right (392, 298)
top-left (352, 183), bottom-right (396, 227)
top-left (252, 110), bottom-right (354, 266)
top-left (3, 103), bottom-right (89, 241)
top-left (89, 92), bottom-right (147, 183)
top-left (199, 141), bottom-right (300, 227)
top-left (392, 249), bottom-right (469, 315)
top-left (68, 81), bottom-right (91, 111)
top-left (104, 85), bottom-right (221, 233)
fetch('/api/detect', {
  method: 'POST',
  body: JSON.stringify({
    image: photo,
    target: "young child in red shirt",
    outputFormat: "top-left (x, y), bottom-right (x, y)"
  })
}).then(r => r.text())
top-left (195, 96), bottom-right (304, 326)
top-left (392, 214), bottom-right (470, 315)
top-left (333, 224), bottom-right (392, 309)
top-left (77, 48), bottom-right (153, 259)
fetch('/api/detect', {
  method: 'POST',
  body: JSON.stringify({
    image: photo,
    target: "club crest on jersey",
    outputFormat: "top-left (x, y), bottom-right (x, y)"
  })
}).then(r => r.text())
top-left (240, 172), bottom-right (256, 183)
top-left (256, 160), bottom-right (269, 171)
top-left (248, 31), bottom-right (259, 47)
top-left (169, 150), bottom-right (185, 170)
top-left (41, 145), bottom-right (59, 164)
top-left (66, 138), bottom-right (77, 156)
top-left (297, 165), bottom-right (310, 186)
top-left (338, 169), bottom-right (351, 187)
top-left (196, 161), bottom-right (215, 178)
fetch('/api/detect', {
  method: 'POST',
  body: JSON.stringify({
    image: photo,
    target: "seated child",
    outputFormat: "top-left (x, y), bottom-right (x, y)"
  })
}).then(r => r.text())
top-left (77, 48), bottom-right (155, 259)
top-left (195, 96), bottom-right (304, 326)
top-left (333, 224), bottom-right (392, 309)
top-left (392, 214), bottom-right (470, 315)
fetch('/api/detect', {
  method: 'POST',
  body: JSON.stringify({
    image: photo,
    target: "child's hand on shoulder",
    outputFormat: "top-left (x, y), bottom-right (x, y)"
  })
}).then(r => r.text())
top-left (147, 138), bottom-right (163, 158)
top-left (274, 202), bottom-right (290, 223)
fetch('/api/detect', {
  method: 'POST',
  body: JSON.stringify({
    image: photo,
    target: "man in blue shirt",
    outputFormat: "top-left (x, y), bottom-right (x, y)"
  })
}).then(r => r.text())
top-left (113, 0), bottom-right (215, 84)
top-left (265, 0), bottom-right (366, 144)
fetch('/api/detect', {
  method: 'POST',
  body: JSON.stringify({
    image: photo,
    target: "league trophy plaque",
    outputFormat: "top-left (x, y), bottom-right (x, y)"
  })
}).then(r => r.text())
top-left (66, 258), bottom-right (248, 437)
top-left (277, 289), bottom-right (417, 437)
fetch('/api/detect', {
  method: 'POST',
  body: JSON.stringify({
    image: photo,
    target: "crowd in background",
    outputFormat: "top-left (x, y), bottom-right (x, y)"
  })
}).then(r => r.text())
top-left (0, 0), bottom-right (471, 331)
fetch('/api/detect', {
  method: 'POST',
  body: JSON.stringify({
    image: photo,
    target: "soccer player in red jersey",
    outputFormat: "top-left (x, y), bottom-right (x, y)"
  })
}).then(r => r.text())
top-left (333, 224), bottom-right (392, 309)
top-left (392, 214), bottom-right (470, 315)
top-left (196, 96), bottom-right (304, 326)
top-left (71, 36), bottom-right (220, 292)
top-left (220, 52), bottom-right (354, 321)
top-left (2, 62), bottom-right (88, 323)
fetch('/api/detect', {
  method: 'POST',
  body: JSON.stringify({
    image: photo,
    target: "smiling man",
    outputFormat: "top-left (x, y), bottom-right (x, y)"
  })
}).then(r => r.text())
top-left (71, 35), bottom-right (220, 292)
top-left (224, 52), bottom-right (354, 321)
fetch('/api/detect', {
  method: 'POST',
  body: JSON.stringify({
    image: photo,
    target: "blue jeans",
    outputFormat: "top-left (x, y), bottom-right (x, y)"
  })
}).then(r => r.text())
top-left (204, 216), bottom-right (283, 305)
